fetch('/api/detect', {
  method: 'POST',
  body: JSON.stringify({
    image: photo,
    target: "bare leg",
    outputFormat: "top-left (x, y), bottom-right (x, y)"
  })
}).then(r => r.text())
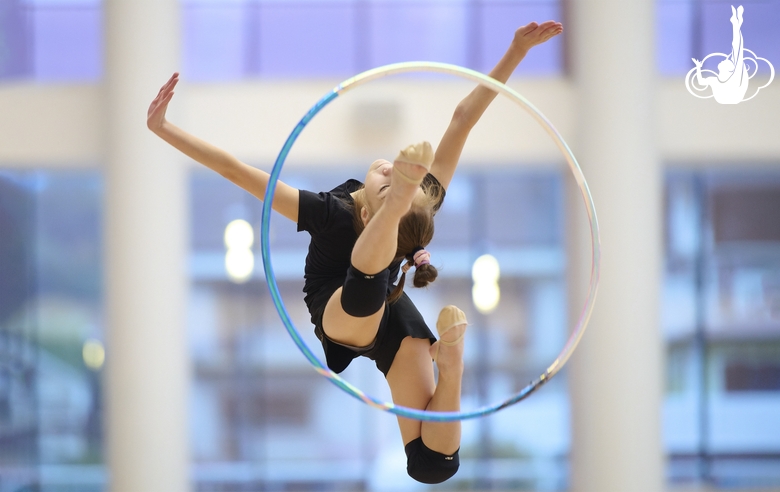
top-left (321, 160), bottom-right (429, 347)
top-left (386, 337), bottom-right (438, 447)
top-left (351, 160), bottom-right (428, 274)
top-left (422, 316), bottom-right (466, 453)
top-left (386, 316), bottom-right (467, 455)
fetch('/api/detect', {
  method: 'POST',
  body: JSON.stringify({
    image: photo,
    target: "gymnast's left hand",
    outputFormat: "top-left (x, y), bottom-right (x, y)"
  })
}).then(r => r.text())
top-left (147, 72), bottom-right (179, 134)
top-left (511, 20), bottom-right (563, 53)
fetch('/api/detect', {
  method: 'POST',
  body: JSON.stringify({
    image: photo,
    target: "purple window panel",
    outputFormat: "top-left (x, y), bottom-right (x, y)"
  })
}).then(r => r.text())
top-left (701, 2), bottom-right (741, 59)
top-left (0, 0), bottom-right (32, 79)
top-left (480, 1), bottom-right (562, 76)
top-left (700, 1), bottom-right (779, 76)
top-left (742, 1), bottom-right (780, 70)
top-left (657, 1), bottom-right (695, 75)
top-left (32, 6), bottom-right (101, 82)
top-left (182, 4), bottom-right (248, 82)
top-left (368, 3), bottom-right (469, 67)
top-left (256, 3), bottom-right (357, 78)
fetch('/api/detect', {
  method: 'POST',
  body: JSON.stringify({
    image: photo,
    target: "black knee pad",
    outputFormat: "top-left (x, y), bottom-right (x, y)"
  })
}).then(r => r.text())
top-left (405, 437), bottom-right (460, 484)
top-left (340, 265), bottom-right (390, 317)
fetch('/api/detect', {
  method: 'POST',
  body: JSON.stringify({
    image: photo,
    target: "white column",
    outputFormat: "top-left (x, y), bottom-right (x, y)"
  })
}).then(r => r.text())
top-left (567, 1), bottom-right (665, 491)
top-left (104, 1), bottom-right (189, 491)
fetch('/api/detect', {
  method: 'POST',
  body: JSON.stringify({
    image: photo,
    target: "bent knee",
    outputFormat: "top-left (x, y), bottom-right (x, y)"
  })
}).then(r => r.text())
top-left (405, 437), bottom-right (459, 484)
top-left (341, 264), bottom-right (390, 317)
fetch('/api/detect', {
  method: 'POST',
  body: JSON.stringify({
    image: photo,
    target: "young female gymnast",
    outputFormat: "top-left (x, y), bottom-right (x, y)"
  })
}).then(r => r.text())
top-left (148, 20), bottom-right (562, 484)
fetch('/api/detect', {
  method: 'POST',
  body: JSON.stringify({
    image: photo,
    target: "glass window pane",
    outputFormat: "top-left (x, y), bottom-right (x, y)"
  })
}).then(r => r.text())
top-left (661, 0), bottom-right (780, 76)
top-left (181, 0), bottom-right (566, 81)
top-left (726, 359), bottom-right (780, 392)
top-left (663, 169), bottom-right (780, 487)
top-left (0, 174), bottom-right (38, 479)
top-left (707, 172), bottom-right (780, 332)
top-left (700, 1), bottom-right (780, 69)
top-left (182, 4), bottom-right (248, 82)
top-left (663, 172), bottom-right (700, 338)
top-left (32, 5), bottom-right (101, 82)
top-left (484, 171), bottom-right (563, 247)
top-left (257, 3), bottom-right (357, 77)
top-left (427, 173), bottom-right (473, 248)
top-left (0, 0), bottom-right (33, 79)
top-left (0, 170), bottom-right (105, 490)
top-left (368, 3), bottom-right (469, 67)
top-left (657, 0), bottom-right (694, 76)
top-left (479, 1), bottom-right (563, 76)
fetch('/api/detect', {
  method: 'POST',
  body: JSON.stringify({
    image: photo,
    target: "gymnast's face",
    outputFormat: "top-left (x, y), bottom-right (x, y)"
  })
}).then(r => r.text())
top-left (361, 158), bottom-right (424, 224)
top-left (363, 159), bottom-right (392, 213)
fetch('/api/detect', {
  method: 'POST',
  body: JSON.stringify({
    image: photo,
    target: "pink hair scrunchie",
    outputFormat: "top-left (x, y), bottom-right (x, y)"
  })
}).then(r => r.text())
top-left (403, 248), bottom-right (431, 273)
top-left (413, 248), bottom-right (431, 267)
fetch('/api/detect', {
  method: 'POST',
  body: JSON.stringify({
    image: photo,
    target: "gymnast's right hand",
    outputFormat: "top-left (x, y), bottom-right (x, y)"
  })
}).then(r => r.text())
top-left (147, 72), bottom-right (179, 133)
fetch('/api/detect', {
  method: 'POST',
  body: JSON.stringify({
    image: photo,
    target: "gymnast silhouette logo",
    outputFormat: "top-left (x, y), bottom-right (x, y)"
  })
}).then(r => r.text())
top-left (685, 5), bottom-right (774, 104)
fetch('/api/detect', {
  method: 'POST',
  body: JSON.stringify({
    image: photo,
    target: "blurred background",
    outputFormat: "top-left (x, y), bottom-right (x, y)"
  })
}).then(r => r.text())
top-left (0, 0), bottom-right (779, 491)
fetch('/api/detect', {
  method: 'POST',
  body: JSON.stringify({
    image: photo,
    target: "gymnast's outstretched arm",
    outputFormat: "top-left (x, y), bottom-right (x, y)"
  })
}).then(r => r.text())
top-left (147, 73), bottom-right (299, 223)
top-left (429, 21), bottom-right (563, 191)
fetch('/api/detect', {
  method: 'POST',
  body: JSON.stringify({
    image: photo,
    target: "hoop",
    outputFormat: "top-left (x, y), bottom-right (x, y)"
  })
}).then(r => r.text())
top-left (260, 62), bottom-right (600, 422)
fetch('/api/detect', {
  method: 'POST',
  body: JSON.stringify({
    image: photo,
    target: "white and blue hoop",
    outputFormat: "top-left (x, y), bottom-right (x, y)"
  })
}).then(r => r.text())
top-left (260, 61), bottom-right (600, 422)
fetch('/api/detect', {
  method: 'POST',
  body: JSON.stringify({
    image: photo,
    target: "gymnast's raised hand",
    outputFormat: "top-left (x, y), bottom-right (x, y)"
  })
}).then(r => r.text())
top-left (429, 20), bottom-right (561, 192)
top-left (513, 20), bottom-right (563, 51)
top-left (147, 72), bottom-right (178, 133)
top-left (147, 20), bottom-right (562, 485)
top-left (147, 72), bottom-right (299, 222)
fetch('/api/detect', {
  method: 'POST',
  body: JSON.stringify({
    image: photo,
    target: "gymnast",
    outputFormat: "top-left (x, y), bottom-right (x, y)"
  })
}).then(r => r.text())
top-left (147, 20), bottom-right (562, 484)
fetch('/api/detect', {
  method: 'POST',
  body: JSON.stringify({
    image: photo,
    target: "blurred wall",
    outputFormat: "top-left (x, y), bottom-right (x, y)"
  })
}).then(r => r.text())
top-left (1, 80), bottom-right (779, 168)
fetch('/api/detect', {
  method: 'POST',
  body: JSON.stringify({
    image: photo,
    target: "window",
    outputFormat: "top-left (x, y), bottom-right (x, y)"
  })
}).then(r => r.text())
top-left (0, 170), bottom-right (105, 491)
top-left (664, 170), bottom-right (780, 487)
top-left (182, 0), bottom-right (565, 81)
top-left (726, 360), bottom-right (780, 392)
top-left (5, 1), bottom-right (778, 82)
top-left (0, 0), bottom-right (102, 82)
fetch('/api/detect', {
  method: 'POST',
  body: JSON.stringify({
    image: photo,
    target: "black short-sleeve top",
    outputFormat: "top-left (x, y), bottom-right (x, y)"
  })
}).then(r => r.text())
top-left (296, 175), bottom-right (445, 373)
top-left (296, 178), bottom-right (366, 317)
top-left (296, 175), bottom-right (445, 317)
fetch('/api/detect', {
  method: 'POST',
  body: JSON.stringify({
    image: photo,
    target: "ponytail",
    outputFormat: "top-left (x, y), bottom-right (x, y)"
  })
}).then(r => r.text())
top-left (387, 208), bottom-right (438, 303)
top-left (350, 184), bottom-right (441, 304)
